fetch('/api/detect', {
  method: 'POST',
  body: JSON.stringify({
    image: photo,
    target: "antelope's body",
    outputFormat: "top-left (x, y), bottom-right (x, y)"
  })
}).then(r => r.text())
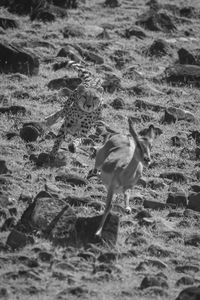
top-left (91, 118), bottom-right (155, 237)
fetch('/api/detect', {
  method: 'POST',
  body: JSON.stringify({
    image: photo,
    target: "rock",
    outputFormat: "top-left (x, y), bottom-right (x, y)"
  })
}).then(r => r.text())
top-left (136, 11), bottom-right (176, 32)
top-left (51, 0), bottom-right (78, 9)
top-left (98, 252), bottom-right (117, 263)
top-left (83, 51), bottom-right (104, 65)
top-left (0, 41), bottom-right (39, 76)
top-left (20, 122), bottom-right (44, 142)
top-left (0, 105), bottom-right (26, 115)
top-left (175, 264), bottom-right (199, 273)
top-left (146, 39), bottom-right (172, 57)
top-left (0, 160), bottom-right (10, 175)
top-left (190, 184), bottom-right (200, 193)
top-left (148, 244), bottom-right (171, 257)
top-left (161, 108), bottom-right (177, 124)
top-left (159, 171), bottom-right (187, 183)
top-left (96, 28), bottom-right (110, 39)
top-left (178, 48), bottom-right (196, 65)
top-left (6, 229), bottom-right (34, 250)
top-left (57, 46), bottom-right (82, 62)
top-left (124, 25), bottom-right (146, 39)
top-left (175, 286), bottom-right (200, 300)
top-left (47, 76), bottom-right (81, 90)
top-left (30, 9), bottom-right (56, 22)
top-left (0, 17), bottom-right (18, 29)
top-left (135, 99), bottom-right (164, 112)
top-left (55, 172), bottom-right (88, 187)
top-left (171, 135), bottom-right (187, 147)
top-left (184, 233), bottom-right (200, 247)
top-left (104, 0), bottom-right (120, 8)
top-left (75, 213), bottom-right (119, 247)
top-left (188, 193), bottom-right (200, 212)
top-left (163, 64), bottom-right (200, 87)
top-left (102, 72), bottom-right (121, 93)
top-left (166, 192), bottom-right (188, 207)
top-left (63, 23), bottom-right (85, 38)
top-left (140, 275), bottom-right (169, 289)
top-left (176, 276), bottom-right (195, 286)
top-left (143, 199), bottom-right (174, 210)
top-left (179, 6), bottom-right (197, 18)
top-left (38, 251), bottom-right (53, 263)
top-left (135, 209), bottom-right (152, 220)
top-left (110, 97), bottom-right (125, 110)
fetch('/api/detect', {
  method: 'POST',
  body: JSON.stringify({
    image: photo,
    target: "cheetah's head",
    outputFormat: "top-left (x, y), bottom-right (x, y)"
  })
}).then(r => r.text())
top-left (76, 84), bottom-right (103, 113)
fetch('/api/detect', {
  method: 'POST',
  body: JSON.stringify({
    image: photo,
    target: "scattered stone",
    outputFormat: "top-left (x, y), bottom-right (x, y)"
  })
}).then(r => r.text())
top-left (63, 23), bottom-right (85, 38)
top-left (166, 192), bottom-right (188, 207)
top-left (148, 244), bottom-right (171, 257)
top-left (124, 25), bottom-right (147, 39)
top-left (38, 251), bottom-right (53, 263)
top-left (146, 259), bottom-right (168, 269)
top-left (164, 64), bottom-right (200, 87)
top-left (135, 99), bottom-right (164, 112)
top-left (55, 172), bottom-right (88, 187)
top-left (171, 135), bottom-right (187, 147)
top-left (98, 252), bottom-right (117, 263)
top-left (188, 193), bottom-right (200, 212)
top-left (161, 108), bottom-right (177, 124)
top-left (96, 28), bottom-right (110, 39)
top-left (0, 160), bottom-right (11, 175)
top-left (104, 0), bottom-right (120, 8)
top-left (140, 275), bottom-right (169, 289)
top-left (143, 286), bottom-right (169, 297)
top-left (175, 286), bottom-right (200, 300)
top-left (102, 72), bottom-right (121, 93)
top-left (75, 213), bottom-right (119, 247)
top-left (6, 229), bottom-right (34, 250)
top-left (0, 41), bottom-right (39, 76)
top-left (84, 51), bottom-right (104, 65)
top-left (178, 48), bottom-right (196, 65)
top-left (175, 264), bottom-right (199, 273)
top-left (184, 233), bottom-right (200, 247)
top-left (136, 11), bottom-right (176, 32)
top-left (176, 276), bottom-right (195, 287)
top-left (51, 0), bottom-right (78, 9)
top-left (47, 76), bottom-right (81, 90)
top-left (20, 122), bottom-right (44, 142)
top-left (0, 105), bottom-right (26, 115)
top-left (135, 209), bottom-right (152, 220)
top-left (110, 97), bottom-right (125, 110)
top-left (0, 17), bottom-right (18, 29)
top-left (190, 184), bottom-right (200, 193)
top-left (160, 171), bottom-right (187, 183)
top-left (146, 39), bottom-right (172, 57)
top-left (143, 199), bottom-right (174, 210)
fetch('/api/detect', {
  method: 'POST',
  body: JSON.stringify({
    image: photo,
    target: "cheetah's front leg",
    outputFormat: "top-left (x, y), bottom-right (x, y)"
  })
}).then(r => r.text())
top-left (50, 122), bottom-right (66, 157)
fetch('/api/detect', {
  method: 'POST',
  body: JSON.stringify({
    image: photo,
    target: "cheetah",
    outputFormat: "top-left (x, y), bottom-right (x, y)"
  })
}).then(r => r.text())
top-left (44, 60), bottom-right (104, 158)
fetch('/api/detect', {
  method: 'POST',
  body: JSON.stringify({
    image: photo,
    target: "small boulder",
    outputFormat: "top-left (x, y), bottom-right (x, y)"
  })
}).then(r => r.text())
top-left (55, 171), bottom-right (88, 186)
top-left (47, 76), bottom-right (81, 90)
top-left (188, 192), bottom-right (200, 212)
top-left (6, 229), bottom-right (34, 250)
top-left (146, 39), bottom-right (172, 57)
top-left (63, 23), bottom-right (85, 38)
top-left (124, 25), bottom-right (146, 39)
top-left (160, 171), bottom-right (187, 183)
top-left (136, 11), bottom-right (176, 32)
top-left (184, 233), bottom-right (200, 247)
top-left (20, 122), bottom-right (44, 142)
top-left (0, 17), bottom-right (18, 29)
top-left (140, 275), bottom-right (169, 289)
top-left (104, 0), bottom-right (120, 8)
top-left (0, 160), bottom-right (11, 175)
top-left (166, 192), bottom-right (188, 207)
top-left (0, 41), bottom-right (39, 76)
top-left (0, 105), bottom-right (26, 115)
top-left (178, 48), bottom-right (196, 65)
top-left (175, 286), bottom-right (200, 300)
top-left (110, 97), bottom-right (125, 110)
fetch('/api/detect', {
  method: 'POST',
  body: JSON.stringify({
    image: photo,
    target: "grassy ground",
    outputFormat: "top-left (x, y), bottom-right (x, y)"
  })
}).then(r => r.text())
top-left (1, 0), bottom-right (200, 299)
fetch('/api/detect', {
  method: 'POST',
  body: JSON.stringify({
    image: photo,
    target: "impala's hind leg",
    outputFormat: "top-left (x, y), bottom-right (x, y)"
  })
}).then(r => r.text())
top-left (124, 189), bottom-right (131, 214)
top-left (96, 183), bottom-right (115, 237)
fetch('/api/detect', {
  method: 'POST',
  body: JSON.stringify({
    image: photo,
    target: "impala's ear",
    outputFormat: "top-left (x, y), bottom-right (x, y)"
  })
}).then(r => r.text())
top-left (146, 124), bottom-right (155, 141)
top-left (77, 84), bottom-right (85, 93)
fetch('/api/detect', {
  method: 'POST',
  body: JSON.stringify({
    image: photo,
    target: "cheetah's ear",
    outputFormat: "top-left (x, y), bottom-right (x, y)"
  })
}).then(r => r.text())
top-left (77, 84), bottom-right (85, 93)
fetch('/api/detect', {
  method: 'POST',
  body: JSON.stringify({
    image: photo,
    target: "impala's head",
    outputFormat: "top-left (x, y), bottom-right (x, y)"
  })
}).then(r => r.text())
top-left (128, 118), bottom-right (155, 166)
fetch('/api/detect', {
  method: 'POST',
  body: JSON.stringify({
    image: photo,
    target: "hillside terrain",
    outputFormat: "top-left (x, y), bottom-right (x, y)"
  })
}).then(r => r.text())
top-left (1, 0), bottom-right (200, 299)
